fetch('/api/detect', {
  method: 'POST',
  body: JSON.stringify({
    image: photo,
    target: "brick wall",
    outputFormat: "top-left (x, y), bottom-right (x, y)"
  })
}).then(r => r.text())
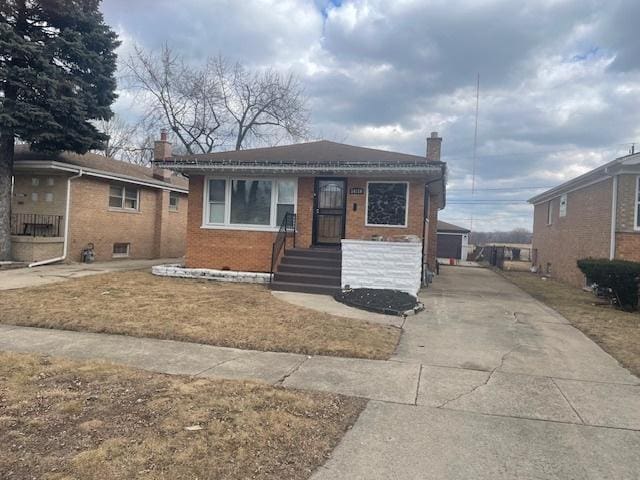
top-left (344, 178), bottom-right (425, 240)
top-left (184, 176), bottom-right (277, 272)
top-left (67, 176), bottom-right (187, 262)
top-left (12, 173), bottom-right (68, 216)
top-left (296, 177), bottom-right (314, 248)
top-left (154, 190), bottom-right (188, 258)
top-left (615, 232), bottom-right (640, 262)
top-left (532, 178), bottom-right (613, 287)
top-left (616, 174), bottom-right (639, 232)
top-left (426, 194), bottom-right (439, 272)
top-left (184, 175), bottom-right (428, 272)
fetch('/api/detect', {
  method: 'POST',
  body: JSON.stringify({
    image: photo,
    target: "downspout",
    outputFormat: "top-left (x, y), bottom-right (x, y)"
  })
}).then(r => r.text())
top-left (609, 173), bottom-right (618, 260)
top-left (421, 167), bottom-right (446, 285)
top-left (29, 169), bottom-right (83, 267)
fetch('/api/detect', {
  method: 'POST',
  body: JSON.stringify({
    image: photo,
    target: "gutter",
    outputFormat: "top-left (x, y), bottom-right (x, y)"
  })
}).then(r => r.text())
top-left (15, 160), bottom-right (188, 193)
top-left (29, 169), bottom-right (83, 267)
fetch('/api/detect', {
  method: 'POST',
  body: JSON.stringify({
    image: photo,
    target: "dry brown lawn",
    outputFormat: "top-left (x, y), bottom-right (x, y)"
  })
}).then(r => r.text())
top-left (0, 352), bottom-right (365, 479)
top-left (0, 271), bottom-right (399, 360)
top-left (502, 271), bottom-right (640, 377)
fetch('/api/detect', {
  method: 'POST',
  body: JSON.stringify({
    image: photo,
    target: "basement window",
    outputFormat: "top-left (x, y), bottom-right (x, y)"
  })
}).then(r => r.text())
top-left (366, 181), bottom-right (408, 227)
top-left (169, 191), bottom-right (179, 211)
top-left (112, 243), bottom-right (130, 258)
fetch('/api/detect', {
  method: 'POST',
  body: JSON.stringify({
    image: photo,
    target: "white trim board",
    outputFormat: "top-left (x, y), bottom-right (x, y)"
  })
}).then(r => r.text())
top-left (364, 180), bottom-right (410, 228)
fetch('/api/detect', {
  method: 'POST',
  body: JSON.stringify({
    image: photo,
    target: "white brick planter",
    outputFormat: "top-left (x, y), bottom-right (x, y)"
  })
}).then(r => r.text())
top-left (341, 239), bottom-right (423, 296)
top-left (152, 264), bottom-right (270, 284)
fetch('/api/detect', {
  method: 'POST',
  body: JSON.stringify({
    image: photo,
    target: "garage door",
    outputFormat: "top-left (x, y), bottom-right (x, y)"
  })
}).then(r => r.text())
top-left (437, 234), bottom-right (462, 259)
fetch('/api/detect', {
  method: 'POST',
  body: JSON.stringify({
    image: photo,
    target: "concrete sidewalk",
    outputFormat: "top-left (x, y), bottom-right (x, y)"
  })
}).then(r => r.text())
top-left (0, 258), bottom-right (181, 290)
top-left (1, 266), bottom-right (640, 478)
top-left (313, 267), bottom-right (640, 480)
top-left (0, 324), bottom-right (421, 404)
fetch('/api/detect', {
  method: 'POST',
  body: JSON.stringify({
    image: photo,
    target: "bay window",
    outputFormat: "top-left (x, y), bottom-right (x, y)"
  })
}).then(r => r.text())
top-left (366, 181), bottom-right (409, 227)
top-left (204, 177), bottom-right (297, 229)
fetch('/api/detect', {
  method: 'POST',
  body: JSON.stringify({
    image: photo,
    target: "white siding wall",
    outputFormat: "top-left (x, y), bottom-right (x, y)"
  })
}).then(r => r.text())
top-left (341, 239), bottom-right (422, 296)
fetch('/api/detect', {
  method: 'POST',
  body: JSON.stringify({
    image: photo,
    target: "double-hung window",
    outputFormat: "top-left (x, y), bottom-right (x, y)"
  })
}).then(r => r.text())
top-left (204, 177), bottom-right (296, 229)
top-left (169, 192), bottom-right (179, 211)
top-left (366, 181), bottom-right (409, 227)
top-left (109, 184), bottom-right (139, 210)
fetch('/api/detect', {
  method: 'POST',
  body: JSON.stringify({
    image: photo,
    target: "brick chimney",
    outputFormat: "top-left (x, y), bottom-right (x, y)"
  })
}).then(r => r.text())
top-left (153, 129), bottom-right (172, 181)
top-left (426, 131), bottom-right (442, 163)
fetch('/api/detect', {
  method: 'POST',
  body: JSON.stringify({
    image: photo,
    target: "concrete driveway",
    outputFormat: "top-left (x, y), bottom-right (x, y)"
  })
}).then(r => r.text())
top-left (314, 266), bottom-right (640, 479)
top-left (0, 258), bottom-right (181, 290)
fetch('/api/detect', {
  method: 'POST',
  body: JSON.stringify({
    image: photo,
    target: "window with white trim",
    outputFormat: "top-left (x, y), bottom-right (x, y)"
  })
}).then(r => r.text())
top-left (559, 194), bottom-right (567, 217)
top-left (169, 191), bottom-right (179, 211)
top-left (109, 184), bottom-right (139, 210)
top-left (204, 177), bottom-right (297, 229)
top-left (547, 200), bottom-right (553, 225)
top-left (366, 182), bottom-right (408, 227)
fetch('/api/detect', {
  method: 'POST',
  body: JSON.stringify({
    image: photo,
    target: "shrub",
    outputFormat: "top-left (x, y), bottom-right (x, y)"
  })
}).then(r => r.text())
top-left (577, 258), bottom-right (640, 310)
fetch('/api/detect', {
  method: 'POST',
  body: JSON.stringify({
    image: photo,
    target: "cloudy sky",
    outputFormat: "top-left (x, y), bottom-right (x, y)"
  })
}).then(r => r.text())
top-left (101, 0), bottom-right (640, 231)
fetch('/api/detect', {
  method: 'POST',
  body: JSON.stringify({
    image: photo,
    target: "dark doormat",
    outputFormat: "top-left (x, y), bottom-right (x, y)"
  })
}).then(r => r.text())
top-left (334, 288), bottom-right (424, 316)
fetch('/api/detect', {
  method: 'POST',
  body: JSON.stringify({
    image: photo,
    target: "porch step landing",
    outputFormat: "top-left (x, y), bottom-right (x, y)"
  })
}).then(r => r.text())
top-left (271, 248), bottom-right (341, 296)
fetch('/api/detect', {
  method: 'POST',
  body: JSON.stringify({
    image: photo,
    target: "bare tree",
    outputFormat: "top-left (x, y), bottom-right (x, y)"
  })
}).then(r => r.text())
top-left (123, 44), bottom-right (309, 153)
top-left (213, 57), bottom-right (309, 150)
top-left (93, 115), bottom-right (154, 166)
top-left (94, 114), bottom-right (137, 159)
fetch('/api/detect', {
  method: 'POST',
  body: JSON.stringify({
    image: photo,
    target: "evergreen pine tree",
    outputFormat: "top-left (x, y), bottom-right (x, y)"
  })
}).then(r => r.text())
top-left (0, 0), bottom-right (119, 259)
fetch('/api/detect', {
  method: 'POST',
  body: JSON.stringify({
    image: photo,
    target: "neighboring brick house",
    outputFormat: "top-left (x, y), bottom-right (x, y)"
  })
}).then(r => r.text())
top-left (11, 144), bottom-right (188, 264)
top-left (529, 151), bottom-right (640, 287)
top-left (154, 132), bottom-right (447, 294)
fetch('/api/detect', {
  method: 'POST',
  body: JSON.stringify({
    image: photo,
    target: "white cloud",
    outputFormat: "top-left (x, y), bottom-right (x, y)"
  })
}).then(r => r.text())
top-left (101, 0), bottom-right (640, 231)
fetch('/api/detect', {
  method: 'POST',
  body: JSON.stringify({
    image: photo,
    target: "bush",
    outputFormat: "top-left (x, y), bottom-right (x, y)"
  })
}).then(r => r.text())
top-left (577, 258), bottom-right (640, 310)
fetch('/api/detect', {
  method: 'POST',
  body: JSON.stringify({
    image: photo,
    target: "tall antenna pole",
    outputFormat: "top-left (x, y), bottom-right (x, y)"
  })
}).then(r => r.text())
top-left (472, 73), bottom-right (480, 194)
top-left (470, 73), bottom-right (480, 232)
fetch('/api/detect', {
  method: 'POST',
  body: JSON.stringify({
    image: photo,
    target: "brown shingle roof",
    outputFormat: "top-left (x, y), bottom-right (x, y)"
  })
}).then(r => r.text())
top-left (173, 140), bottom-right (440, 166)
top-left (437, 220), bottom-right (470, 233)
top-left (14, 144), bottom-right (188, 190)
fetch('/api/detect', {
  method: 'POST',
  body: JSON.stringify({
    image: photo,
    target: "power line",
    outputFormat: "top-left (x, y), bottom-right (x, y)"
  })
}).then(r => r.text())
top-left (441, 142), bottom-right (638, 162)
top-left (448, 186), bottom-right (553, 192)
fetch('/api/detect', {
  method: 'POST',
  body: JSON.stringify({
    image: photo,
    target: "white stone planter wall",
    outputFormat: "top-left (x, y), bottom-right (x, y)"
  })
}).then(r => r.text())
top-left (152, 264), bottom-right (270, 284)
top-left (341, 239), bottom-right (423, 296)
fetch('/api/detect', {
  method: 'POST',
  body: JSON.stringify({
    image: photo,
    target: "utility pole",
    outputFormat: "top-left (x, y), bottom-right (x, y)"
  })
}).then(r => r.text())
top-left (470, 73), bottom-right (480, 232)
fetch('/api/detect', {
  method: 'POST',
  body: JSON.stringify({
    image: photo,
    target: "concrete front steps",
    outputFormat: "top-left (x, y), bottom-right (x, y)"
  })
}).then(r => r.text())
top-left (271, 248), bottom-right (341, 295)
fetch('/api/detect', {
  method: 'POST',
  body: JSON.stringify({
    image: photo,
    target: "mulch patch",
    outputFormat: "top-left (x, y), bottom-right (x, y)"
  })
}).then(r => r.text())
top-left (335, 288), bottom-right (423, 316)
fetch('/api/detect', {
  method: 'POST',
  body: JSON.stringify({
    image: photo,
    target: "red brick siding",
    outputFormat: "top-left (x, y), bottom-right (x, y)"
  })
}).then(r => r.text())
top-left (344, 178), bottom-right (425, 240)
top-left (532, 178), bottom-right (613, 287)
top-left (67, 176), bottom-right (187, 262)
top-left (185, 175), bottom-right (429, 272)
top-left (296, 177), bottom-right (314, 248)
top-left (184, 176), bottom-right (277, 272)
top-left (426, 194), bottom-right (440, 272)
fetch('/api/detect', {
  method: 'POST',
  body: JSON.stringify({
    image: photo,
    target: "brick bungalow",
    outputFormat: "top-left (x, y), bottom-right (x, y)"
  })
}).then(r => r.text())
top-left (154, 132), bottom-right (447, 294)
top-left (529, 150), bottom-right (640, 286)
top-left (11, 144), bottom-right (188, 264)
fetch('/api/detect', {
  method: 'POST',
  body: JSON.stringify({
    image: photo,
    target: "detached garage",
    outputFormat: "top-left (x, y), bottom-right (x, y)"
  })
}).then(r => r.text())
top-left (437, 221), bottom-right (470, 262)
